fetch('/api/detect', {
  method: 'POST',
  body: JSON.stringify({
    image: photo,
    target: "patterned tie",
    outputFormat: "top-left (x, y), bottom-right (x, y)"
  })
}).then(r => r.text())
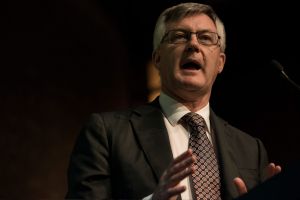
top-left (181, 112), bottom-right (221, 200)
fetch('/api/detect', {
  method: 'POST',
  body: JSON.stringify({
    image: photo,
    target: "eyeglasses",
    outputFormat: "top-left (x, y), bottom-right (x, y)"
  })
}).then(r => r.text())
top-left (161, 29), bottom-right (220, 46)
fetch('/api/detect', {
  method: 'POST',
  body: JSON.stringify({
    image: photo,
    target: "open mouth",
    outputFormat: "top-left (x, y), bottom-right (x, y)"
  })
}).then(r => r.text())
top-left (181, 60), bottom-right (202, 70)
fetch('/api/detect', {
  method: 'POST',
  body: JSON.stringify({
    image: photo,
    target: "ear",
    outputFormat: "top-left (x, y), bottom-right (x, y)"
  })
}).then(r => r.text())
top-left (152, 49), bottom-right (161, 70)
top-left (217, 52), bottom-right (226, 74)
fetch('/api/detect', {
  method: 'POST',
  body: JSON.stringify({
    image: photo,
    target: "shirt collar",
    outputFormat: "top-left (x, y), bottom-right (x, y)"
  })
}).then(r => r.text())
top-left (159, 92), bottom-right (211, 132)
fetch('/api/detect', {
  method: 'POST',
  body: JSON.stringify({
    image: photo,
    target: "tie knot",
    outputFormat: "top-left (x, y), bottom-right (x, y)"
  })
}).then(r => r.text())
top-left (181, 112), bottom-right (207, 132)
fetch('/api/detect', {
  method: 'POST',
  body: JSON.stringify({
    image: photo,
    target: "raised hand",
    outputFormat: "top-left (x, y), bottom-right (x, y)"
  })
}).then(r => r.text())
top-left (152, 149), bottom-right (196, 200)
top-left (233, 162), bottom-right (282, 196)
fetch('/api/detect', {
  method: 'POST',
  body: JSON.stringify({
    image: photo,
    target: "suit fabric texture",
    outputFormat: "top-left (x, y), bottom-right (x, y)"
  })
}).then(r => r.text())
top-left (66, 99), bottom-right (268, 200)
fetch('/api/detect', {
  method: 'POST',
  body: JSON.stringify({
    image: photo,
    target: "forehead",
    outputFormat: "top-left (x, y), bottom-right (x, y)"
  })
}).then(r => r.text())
top-left (166, 14), bottom-right (217, 32)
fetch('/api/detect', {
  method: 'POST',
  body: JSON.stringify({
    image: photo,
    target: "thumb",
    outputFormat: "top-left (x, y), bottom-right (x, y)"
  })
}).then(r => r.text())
top-left (233, 177), bottom-right (248, 196)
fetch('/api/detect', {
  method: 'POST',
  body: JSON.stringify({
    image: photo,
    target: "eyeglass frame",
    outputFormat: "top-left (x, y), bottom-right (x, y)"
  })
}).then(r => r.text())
top-left (160, 29), bottom-right (221, 47)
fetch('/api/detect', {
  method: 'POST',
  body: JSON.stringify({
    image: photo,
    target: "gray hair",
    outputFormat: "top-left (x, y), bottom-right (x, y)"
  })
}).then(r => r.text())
top-left (153, 3), bottom-right (226, 52)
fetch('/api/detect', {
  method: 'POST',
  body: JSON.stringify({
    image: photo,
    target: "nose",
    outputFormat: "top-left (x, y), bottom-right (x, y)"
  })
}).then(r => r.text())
top-left (186, 34), bottom-right (200, 53)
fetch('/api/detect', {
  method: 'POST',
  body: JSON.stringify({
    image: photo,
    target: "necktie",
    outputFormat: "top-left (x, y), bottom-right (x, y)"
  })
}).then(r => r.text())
top-left (181, 112), bottom-right (221, 200)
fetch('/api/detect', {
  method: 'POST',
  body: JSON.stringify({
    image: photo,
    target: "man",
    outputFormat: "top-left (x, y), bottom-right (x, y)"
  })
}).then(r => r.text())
top-left (66, 3), bottom-right (280, 200)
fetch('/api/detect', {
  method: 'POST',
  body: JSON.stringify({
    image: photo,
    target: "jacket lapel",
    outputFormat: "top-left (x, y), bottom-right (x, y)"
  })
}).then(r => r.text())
top-left (130, 101), bottom-right (174, 182)
top-left (210, 110), bottom-right (240, 200)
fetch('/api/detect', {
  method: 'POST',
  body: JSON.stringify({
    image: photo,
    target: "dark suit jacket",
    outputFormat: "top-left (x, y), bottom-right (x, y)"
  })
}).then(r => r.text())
top-left (66, 100), bottom-right (268, 200)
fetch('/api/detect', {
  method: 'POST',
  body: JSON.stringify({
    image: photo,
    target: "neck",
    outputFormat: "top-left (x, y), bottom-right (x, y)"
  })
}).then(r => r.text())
top-left (163, 89), bottom-right (210, 112)
top-left (182, 100), bottom-right (209, 112)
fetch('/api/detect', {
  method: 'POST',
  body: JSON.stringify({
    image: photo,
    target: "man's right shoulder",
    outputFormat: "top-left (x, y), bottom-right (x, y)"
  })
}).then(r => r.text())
top-left (87, 102), bottom-right (160, 122)
top-left (86, 108), bottom-right (134, 124)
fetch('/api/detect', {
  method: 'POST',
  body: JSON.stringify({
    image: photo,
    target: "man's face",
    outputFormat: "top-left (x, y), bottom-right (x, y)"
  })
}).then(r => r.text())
top-left (153, 14), bottom-right (226, 100)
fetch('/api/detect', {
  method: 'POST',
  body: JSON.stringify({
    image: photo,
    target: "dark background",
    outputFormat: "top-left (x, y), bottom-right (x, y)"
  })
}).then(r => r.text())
top-left (1, 0), bottom-right (299, 199)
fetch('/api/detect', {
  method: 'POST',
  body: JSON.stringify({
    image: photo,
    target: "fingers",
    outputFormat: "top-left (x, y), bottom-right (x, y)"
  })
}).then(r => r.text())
top-left (162, 149), bottom-right (196, 186)
top-left (233, 163), bottom-right (282, 198)
top-left (166, 185), bottom-right (186, 199)
top-left (152, 184), bottom-right (186, 200)
top-left (172, 149), bottom-right (194, 166)
top-left (153, 149), bottom-right (196, 200)
top-left (266, 163), bottom-right (282, 178)
top-left (164, 149), bottom-right (196, 181)
top-left (233, 177), bottom-right (248, 196)
top-left (275, 165), bottom-right (282, 174)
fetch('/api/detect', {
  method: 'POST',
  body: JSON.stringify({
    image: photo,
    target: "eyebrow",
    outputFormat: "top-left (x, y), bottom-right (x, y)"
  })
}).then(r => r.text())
top-left (169, 27), bottom-right (216, 32)
top-left (168, 28), bottom-right (217, 34)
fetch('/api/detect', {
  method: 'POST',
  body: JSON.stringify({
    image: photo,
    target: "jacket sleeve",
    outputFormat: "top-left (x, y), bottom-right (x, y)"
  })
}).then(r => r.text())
top-left (256, 138), bottom-right (269, 182)
top-left (65, 113), bottom-right (111, 199)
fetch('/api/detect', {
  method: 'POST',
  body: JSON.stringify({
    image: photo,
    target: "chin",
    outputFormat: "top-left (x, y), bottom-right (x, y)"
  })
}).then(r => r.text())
top-left (180, 83), bottom-right (203, 92)
top-left (182, 79), bottom-right (205, 87)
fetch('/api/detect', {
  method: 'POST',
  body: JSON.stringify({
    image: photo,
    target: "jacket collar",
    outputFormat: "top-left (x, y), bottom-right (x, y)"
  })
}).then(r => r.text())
top-left (130, 98), bottom-right (173, 181)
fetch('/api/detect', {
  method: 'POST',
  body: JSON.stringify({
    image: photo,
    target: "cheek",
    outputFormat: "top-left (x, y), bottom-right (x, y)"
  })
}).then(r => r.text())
top-left (210, 64), bottom-right (221, 77)
top-left (206, 52), bottom-right (224, 74)
top-left (157, 47), bottom-right (182, 77)
top-left (160, 54), bottom-right (177, 72)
